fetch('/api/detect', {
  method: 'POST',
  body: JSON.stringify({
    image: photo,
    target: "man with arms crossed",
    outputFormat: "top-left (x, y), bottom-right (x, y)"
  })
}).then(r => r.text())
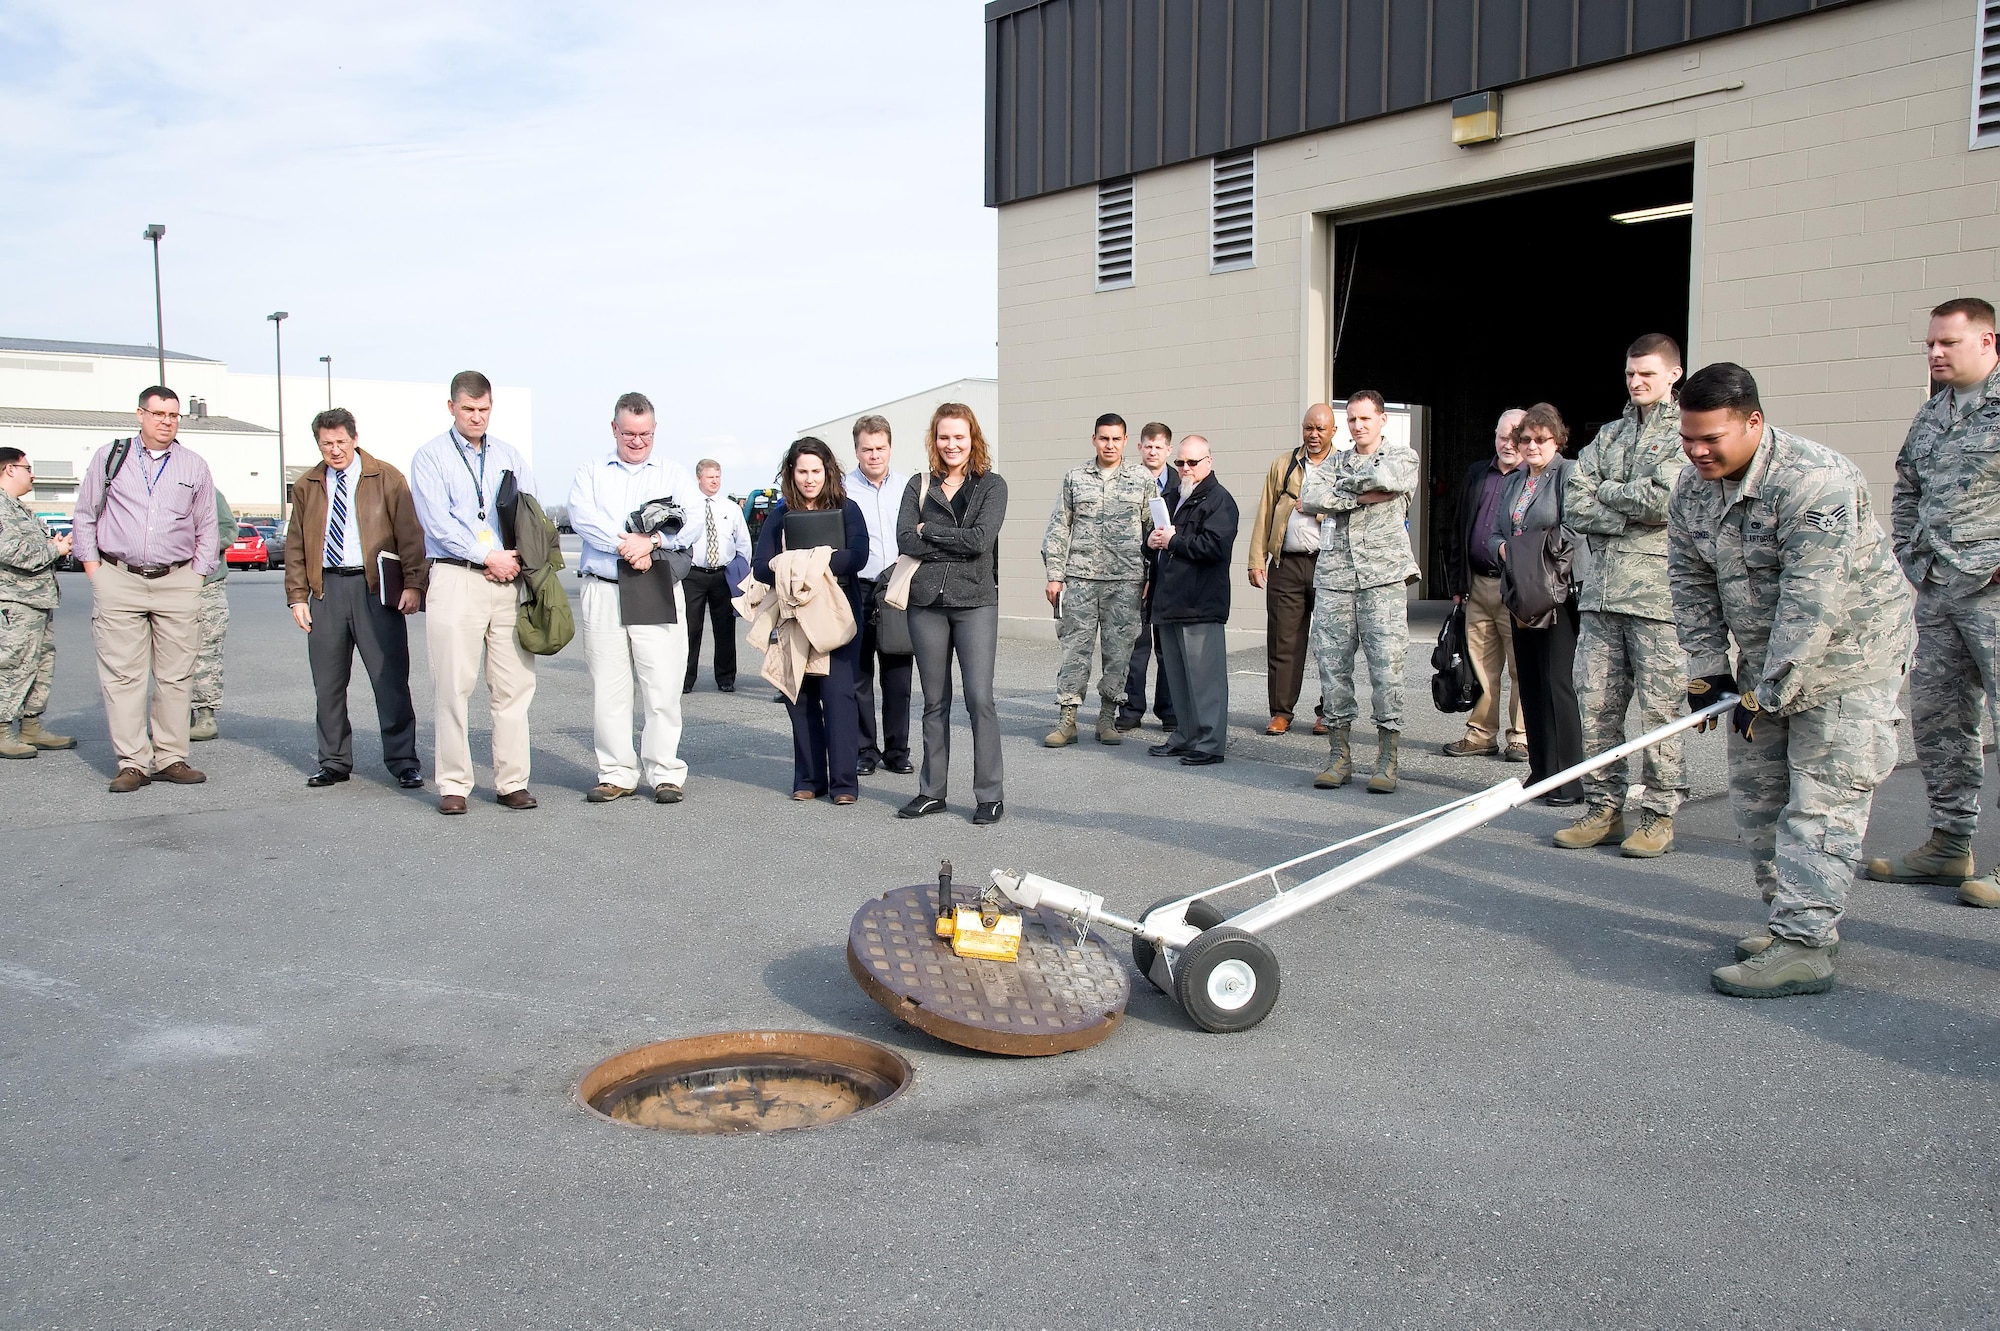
top-left (846, 415), bottom-right (914, 775)
top-left (409, 371), bottom-right (539, 814)
top-left (72, 386), bottom-right (218, 792)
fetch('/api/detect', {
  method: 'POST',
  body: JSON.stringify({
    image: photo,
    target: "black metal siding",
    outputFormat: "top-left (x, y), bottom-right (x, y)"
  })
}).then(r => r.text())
top-left (984, 0), bottom-right (1869, 206)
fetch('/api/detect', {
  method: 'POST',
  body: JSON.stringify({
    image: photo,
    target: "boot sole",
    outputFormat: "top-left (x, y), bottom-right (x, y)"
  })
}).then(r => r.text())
top-left (1619, 841), bottom-right (1675, 859)
top-left (1366, 781), bottom-right (1396, 794)
top-left (1863, 869), bottom-right (1970, 885)
top-left (0, 750), bottom-right (37, 760)
top-left (1313, 774), bottom-right (1351, 789)
top-left (1960, 891), bottom-right (2000, 909)
top-left (1710, 972), bottom-right (1835, 998)
top-left (28, 741), bottom-right (76, 750)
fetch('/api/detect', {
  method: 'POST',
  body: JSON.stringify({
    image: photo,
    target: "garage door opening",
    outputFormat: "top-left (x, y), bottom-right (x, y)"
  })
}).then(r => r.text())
top-left (1329, 160), bottom-right (1694, 594)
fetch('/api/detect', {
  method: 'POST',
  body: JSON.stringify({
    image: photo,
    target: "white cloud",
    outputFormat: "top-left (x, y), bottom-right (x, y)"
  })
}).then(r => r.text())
top-left (0, 0), bottom-right (997, 493)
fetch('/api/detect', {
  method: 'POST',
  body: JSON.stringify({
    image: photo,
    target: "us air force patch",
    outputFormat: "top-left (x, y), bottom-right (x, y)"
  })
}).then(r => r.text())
top-left (1805, 505), bottom-right (1849, 532)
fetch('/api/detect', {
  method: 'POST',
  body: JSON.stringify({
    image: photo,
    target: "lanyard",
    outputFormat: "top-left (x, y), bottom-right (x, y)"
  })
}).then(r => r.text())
top-left (142, 448), bottom-right (171, 496)
top-left (452, 431), bottom-right (489, 520)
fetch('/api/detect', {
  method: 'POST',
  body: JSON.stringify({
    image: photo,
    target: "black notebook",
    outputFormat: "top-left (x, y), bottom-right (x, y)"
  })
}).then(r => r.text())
top-left (617, 560), bottom-right (679, 626)
top-left (781, 509), bottom-right (845, 552)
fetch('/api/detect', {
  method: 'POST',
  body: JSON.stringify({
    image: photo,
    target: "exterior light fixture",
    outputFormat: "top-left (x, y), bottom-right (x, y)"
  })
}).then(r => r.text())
top-left (1451, 91), bottom-right (1500, 146)
top-left (1611, 203), bottom-right (1695, 224)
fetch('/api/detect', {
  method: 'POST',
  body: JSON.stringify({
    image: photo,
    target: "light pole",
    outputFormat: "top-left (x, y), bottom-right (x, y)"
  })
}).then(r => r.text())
top-left (318, 355), bottom-right (332, 408)
top-left (267, 311), bottom-right (288, 520)
top-left (142, 224), bottom-right (166, 385)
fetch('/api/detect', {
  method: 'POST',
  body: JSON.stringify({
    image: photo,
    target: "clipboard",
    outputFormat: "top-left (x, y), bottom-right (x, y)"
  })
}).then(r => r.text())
top-left (377, 551), bottom-right (404, 608)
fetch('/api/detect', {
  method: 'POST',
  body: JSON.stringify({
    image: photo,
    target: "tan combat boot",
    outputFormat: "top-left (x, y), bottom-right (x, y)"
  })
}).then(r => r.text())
top-left (1711, 936), bottom-right (1836, 997)
top-left (17, 714), bottom-right (75, 749)
top-left (1620, 812), bottom-right (1675, 859)
top-left (1366, 728), bottom-right (1399, 794)
top-left (1314, 723), bottom-right (1353, 789)
top-left (189, 707), bottom-right (219, 742)
top-left (1960, 869), bottom-right (2000, 908)
top-left (1736, 930), bottom-right (1840, 961)
top-left (1552, 804), bottom-right (1624, 849)
top-left (1863, 830), bottom-right (1973, 885)
top-left (1094, 699), bottom-right (1123, 745)
top-left (1043, 704), bottom-right (1078, 748)
top-left (0, 721), bottom-right (36, 759)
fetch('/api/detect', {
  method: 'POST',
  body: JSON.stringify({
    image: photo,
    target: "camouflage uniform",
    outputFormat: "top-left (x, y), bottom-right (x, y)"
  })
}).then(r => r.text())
top-left (1890, 364), bottom-right (2000, 839)
top-left (1302, 444), bottom-right (1419, 729)
top-left (1566, 399), bottom-right (1690, 818)
top-left (1668, 426), bottom-right (1914, 944)
top-left (0, 489), bottom-right (61, 723)
top-left (190, 492), bottom-right (235, 712)
top-left (1042, 460), bottom-right (1154, 706)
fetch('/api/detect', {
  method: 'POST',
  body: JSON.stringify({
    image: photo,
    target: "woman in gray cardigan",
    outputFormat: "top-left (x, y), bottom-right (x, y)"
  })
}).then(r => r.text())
top-left (894, 403), bottom-right (1009, 825)
top-left (1489, 403), bottom-right (1587, 804)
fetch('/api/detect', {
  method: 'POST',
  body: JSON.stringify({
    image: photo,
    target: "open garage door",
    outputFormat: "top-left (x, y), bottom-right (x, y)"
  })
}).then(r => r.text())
top-left (1328, 160), bottom-right (1694, 595)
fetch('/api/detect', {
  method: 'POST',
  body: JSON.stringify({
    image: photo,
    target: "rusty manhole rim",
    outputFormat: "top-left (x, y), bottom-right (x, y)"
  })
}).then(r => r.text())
top-left (575, 1029), bottom-right (914, 1135)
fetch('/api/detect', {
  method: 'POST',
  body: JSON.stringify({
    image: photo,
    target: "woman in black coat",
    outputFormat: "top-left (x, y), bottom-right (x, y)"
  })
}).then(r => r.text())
top-left (894, 403), bottom-right (1009, 825)
top-left (753, 437), bottom-right (869, 804)
top-left (1490, 403), bottom-right (1587, 804)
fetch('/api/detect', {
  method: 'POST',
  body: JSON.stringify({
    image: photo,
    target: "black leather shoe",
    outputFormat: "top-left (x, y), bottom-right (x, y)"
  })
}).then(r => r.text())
top-left (972, 800), bottom-right (1005, 825)
top-left (719, 683), bottom-right (736, 693)
top-left (856, 759), bottom-right (878, 777)
top-left (1148, 742), bottom-right (1187, 757)
top-left (1546, 794), bottom-right (1583, 807)
top-left (1179, 752), bottom-right (1225, 766)
top-left (396, 770), bottom-right (425, 789)
top-left (306, 767), bottom-right (350, 787)
top-left (884, 758), bottom-right (915, 775)
top-left (897, 795), bottom-right (947, 819)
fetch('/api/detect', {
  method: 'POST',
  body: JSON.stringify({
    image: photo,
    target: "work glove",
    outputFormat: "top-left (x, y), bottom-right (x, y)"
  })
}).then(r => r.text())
top-left (1687, 674), bottom-right (1738, 734)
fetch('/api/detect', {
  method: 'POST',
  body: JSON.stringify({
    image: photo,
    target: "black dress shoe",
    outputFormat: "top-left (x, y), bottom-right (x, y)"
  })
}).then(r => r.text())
top-left (1546, 794), bottom-right (1583, 807)
top-left (1147, 742), bottom-right (1188, 757)
top-left (897, 795), bottom-right (947, 819)
top-left (306, 767), bottom-right (350, 787)
top-left (972, 800), bottom-right (1005, 825)
top-left (719, 683), bottom-right (736, 693)
top-left (856, 759), bottom-right (878, 777)
top-left (1179, 751), bottom-right (1225, 766)
top-left (884, 758), bottom-right (915, 775)
top-left (396, 770), bottom-right (425, 789)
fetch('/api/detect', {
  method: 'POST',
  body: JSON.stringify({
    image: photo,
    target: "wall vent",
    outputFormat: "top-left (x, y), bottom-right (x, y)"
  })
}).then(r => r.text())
top-left (1096, 178), bottom-right (1135, 290)
top-left (1977, 0), bottom-right (2000, 148)
top-left (1211, 150), bottom-right (1256, 272)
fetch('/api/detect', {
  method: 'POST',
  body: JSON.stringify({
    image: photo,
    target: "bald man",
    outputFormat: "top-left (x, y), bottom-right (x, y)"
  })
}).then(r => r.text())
top-left (1249, 405), bottom-right (1334, 735)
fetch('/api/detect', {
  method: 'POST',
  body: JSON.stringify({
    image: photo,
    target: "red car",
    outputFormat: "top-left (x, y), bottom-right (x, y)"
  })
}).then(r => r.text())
top-left (226, 523), bottom-right (271, 571)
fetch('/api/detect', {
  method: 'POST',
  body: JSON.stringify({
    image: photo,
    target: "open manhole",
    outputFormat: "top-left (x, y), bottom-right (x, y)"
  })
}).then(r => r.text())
top-left (578, 1031), bottom-right (910, 1135)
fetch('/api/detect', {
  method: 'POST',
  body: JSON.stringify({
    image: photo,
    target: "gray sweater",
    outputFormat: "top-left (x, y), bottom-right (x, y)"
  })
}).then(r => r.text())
top-left (896, 470), bottom-right (1008, 609)
top-left (1488, 456), bottom-right (1593, 602)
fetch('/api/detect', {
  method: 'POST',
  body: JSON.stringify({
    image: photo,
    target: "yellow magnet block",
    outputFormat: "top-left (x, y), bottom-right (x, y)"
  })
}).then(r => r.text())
top-left (949, 907), bottom-right (1022, 962)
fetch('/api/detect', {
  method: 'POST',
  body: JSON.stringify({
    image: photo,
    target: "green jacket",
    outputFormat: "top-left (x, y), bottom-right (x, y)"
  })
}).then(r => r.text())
top-left (1300, 443), bottom-right (1420, 592)
top-left (205, 492), bottom-right (236, 585)
top-left (0, 491), bottom-right (60, 610)
top-left (1668, 426), bottom-right (1912, 717)
top-left (1566, 398), bottom-right (1685, 620)
top-left (1891, 361), bottom-right (2000, 597)
top-left (512, 491), bottom-right (574, 656)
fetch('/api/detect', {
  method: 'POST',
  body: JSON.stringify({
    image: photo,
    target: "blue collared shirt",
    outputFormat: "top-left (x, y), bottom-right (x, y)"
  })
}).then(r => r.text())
top-left (409, 427), bottom-right (538, 563)
top-left (566, 450), bottom-right (699, 581)
top-left (845, 466), bottom-right (908, 579)
top-left (324, 455), bottom-right (365, 568)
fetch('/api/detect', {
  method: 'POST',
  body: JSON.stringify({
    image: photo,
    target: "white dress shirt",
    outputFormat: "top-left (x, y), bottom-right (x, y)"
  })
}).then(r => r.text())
top-left (566, 451), bottom-right (699, 581)
top-left (845, 466), bottom-right (909, 580)
top-left (688, 491), bottom-right (753, 571)
top-left (323, 455), bottom-right (366, 568)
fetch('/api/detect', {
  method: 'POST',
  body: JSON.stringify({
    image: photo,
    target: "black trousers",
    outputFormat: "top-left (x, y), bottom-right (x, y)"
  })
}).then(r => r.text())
top-left (306, 570), bottom-right (418, 777)
top-left (854, 579), bottom-right (913, 766)
top-left (1119, 621), bottom-right (1176, 726)
top-left (1514, 598), bottom-right (1584, 802)
top-left (788, 633), bottom-right (862, 798)
top-left (681, 565), bottom-right (736, 689)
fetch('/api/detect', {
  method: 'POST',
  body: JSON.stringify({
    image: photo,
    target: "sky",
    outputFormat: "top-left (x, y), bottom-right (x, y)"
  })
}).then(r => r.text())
top-left (0, 1), bottom-right (997, 492)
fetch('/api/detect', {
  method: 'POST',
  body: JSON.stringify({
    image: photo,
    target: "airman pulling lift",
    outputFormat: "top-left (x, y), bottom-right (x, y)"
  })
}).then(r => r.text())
top-left (849, 698), bottom-right (1736, 1053)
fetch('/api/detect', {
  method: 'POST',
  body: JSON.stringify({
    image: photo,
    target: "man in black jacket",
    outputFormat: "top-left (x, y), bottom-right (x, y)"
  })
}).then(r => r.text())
top-left (1442, 408), bottom-right (1528, 762)
top-left (1146, 436), bottom-right (1239, 765)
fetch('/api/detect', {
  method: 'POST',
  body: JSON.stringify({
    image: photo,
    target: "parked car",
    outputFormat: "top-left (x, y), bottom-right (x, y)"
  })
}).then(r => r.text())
top-left (43, 517), bottom-right (83, 572)
top-left (226, 524), bottom-right (271, 571)
top-left (252, 522), bottom-right (286, 570)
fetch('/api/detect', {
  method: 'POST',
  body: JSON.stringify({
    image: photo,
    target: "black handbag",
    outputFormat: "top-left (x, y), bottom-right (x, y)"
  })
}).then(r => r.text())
top-left (872, 579), bottom-right (914, 657)
top-left (1429, 603), bottom-right (1483, 714)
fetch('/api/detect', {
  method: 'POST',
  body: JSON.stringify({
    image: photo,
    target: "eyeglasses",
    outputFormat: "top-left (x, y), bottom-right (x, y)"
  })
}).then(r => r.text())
top-left (616, 430), bottom-right (656, 443)
top-left (141, 408), bottom-right (181, 421)
top-left (1173, 458), bottom-right (1208, 469)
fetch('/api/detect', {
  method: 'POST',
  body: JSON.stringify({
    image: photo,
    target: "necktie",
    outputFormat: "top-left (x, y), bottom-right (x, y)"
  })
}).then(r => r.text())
top-left (704, 498), bottom-right (719, 566)
top-left (327, 468), bottom-right (349, 567)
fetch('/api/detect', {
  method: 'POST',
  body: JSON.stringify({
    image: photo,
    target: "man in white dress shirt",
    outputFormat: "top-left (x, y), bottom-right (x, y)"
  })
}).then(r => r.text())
top-left (680, 458), bottom-right (753, 694)
top-left (845, 415), bottom-right (913, 776)
top-left (566, 392), bottom-right (700, 805)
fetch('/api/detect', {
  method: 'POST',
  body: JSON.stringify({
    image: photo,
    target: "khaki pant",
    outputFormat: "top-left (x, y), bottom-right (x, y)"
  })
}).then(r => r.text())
top-left (1462, 571), bottom-right (1524, 748)
top-left (579, 578), bottom-right (688, 790)
top-left (426, 563), bottom-right (537, 798)
top-left (90, 560), bottom-right (200, 771)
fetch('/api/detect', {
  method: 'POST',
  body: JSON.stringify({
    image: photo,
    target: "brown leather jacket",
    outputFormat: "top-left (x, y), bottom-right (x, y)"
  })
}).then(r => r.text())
top-left (284, 450), bottom-right (430, 604)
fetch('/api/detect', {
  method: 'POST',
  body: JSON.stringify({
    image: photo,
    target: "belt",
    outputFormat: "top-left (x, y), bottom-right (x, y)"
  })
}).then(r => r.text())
top-left (104, 556), bottom-right (188, 579)
top-left (581, 571), bottom-right (618, 583)
top-left (324, 566), bottom-right (365, 577)
top-left (434, 557), bottom-right (482, 569)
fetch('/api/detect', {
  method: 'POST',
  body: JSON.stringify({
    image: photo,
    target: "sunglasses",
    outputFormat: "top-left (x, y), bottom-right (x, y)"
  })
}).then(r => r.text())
top-left (1173, 457), bottom-right (1207, 469)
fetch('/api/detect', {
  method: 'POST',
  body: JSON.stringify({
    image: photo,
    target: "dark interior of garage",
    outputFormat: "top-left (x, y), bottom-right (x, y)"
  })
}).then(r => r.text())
top-left (1329, 161), bottom-right (1694, 593)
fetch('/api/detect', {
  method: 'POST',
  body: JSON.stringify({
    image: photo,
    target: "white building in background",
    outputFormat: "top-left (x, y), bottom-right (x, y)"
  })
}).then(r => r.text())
top-left (798, 377), bottom-right (998, 478)
top-left (0, 337), bottom-right (533, 517)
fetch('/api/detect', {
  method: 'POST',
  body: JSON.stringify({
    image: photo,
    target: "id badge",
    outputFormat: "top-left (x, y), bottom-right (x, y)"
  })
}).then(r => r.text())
top-left (476, 527), bottom-right (495, 547)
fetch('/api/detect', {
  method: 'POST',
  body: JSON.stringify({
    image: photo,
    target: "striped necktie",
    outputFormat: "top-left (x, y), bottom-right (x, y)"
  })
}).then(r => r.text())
top-left (327, 468), bottom-right (349, 567)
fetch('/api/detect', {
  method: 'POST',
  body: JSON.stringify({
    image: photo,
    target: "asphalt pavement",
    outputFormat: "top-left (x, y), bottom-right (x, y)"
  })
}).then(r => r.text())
top-left (3, 570), bottom-right (1996, 1329)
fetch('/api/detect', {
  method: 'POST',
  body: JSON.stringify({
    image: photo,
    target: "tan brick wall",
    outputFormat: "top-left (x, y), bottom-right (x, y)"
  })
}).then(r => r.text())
top-left (996, 0), bottom-right (1992, 636)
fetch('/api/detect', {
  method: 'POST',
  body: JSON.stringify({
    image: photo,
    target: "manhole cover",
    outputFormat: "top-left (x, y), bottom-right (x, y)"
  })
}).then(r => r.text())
top-left (578, 1031), bottom-right (911, 1134)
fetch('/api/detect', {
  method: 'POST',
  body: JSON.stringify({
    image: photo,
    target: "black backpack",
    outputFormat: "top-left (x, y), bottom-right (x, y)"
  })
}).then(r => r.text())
top-left (1429, 603), bottom-right (1482, 714)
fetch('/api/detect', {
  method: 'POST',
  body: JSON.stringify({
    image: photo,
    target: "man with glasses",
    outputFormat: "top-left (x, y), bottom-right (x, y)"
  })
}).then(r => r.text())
top-left (0, 449), bottom-right (77, 758)
top-left (1146, 436), bottom-right (1239, 766)
top-left (71, 386), bottom-right (219, 792)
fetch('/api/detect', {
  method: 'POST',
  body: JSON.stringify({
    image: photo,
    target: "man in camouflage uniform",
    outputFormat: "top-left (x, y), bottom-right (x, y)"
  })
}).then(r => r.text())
top-left (188, 490), bottom-right (236, 742)
top-left (1669, 364), bottom-right (1912, 998)
top-left (1865, 297), bottom-right (2000, 908)
top-left (1299, 390), bottom-right (1418, 794)
top-left (0, 449), bottom-right (77, 758)
top-left (1557, 334), bottom-right (1690, 858)
top-left (1042, 412), bottom-right (1154, 747)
